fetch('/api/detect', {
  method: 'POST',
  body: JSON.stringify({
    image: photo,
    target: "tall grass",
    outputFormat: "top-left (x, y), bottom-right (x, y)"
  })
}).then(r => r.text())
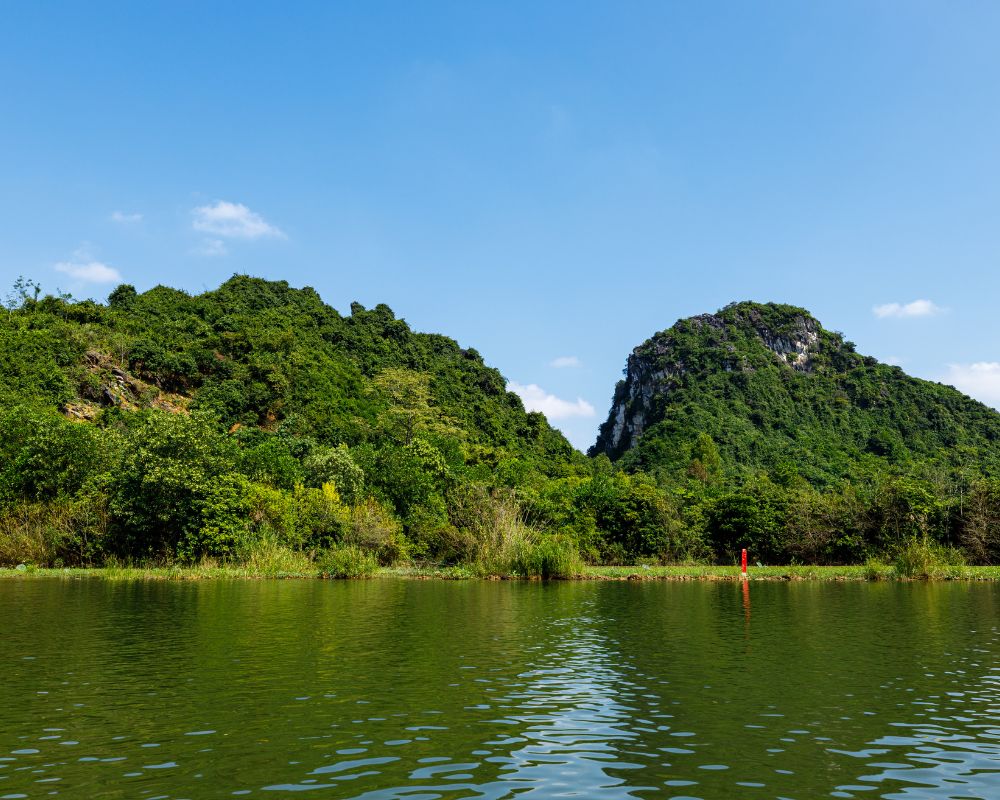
top-left (470, 494), bottom-right (536, 576)
top-left (514, 536), bottom-right (583, 579)
top-left (892, 536), bottom-right (965, 579)
top-left (0, 499), bottom-right (106, 567)
top-left (237, 536), bottom-right (312, 577)
top-left (316, 545), bottom-right (378, 579)
top-left (862, 556), bottom-right (894, 581)
top-left (446, 486), bottom-right (582, 578)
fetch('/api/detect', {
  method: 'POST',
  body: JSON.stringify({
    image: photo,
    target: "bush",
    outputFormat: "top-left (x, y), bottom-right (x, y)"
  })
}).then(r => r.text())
top-left (105, 412), bottom-right (239, 558)
top-left (862, 556), bottom-right (893, 581)
top-left (448, 485), bottom-right (536, 576)
top-left (707, 483), bottom-right (786, 564)
top-left (582, 473), bottom-right (697, 563)
top-left (316, 545), bottom-right (377, 579)
top-left (180, 474), bottom-right (254, 559)
top-left (303, 445), bottom-right (364, 503)
top-left (0, 496), bottom-right (108, 566)
top-left (959, 479), bottom-right (1000, 564)
top-left (893, 536), bottom-right (965, 579)
top-left (343, 497), bottom-right (406, 565)
top-left (515, 535), bottom-right (583, 578)
top-left (403, 499), bottom-right (454, 562)
top-left (0, 406), bottom-right (107, 504)
top-left (289, 483), bottom-right (350, 551)
top-left (235, 535), bottom-right (311, 577)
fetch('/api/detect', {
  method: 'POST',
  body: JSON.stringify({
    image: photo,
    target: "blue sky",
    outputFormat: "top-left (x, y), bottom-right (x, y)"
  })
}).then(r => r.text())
top-left (3, 1), bottom-right (1000, 450)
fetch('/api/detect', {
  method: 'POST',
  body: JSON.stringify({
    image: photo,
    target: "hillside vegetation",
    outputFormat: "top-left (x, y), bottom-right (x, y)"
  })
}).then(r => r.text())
top-left (594, 302), bottom-right (1000, 483)
top-left (2, 283), bottom-right (1000, 573)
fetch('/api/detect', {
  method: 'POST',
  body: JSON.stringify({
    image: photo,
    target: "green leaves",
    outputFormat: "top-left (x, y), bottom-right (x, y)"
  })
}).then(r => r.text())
top-left (5, 278), bottom-right (1000, 570)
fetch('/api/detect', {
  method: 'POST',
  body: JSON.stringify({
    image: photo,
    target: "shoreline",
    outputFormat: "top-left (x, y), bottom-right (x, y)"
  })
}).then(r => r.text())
top-left (4, 564), bottom-right (1000, 582)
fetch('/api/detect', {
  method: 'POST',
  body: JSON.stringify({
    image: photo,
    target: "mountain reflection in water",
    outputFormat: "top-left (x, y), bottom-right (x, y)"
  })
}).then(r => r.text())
top-left (1, 579), bottom-right (999, 799)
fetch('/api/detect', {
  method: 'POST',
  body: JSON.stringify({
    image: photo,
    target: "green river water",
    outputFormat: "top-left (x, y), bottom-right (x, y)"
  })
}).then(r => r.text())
top-left (2, 579), bottom-right (999, 799)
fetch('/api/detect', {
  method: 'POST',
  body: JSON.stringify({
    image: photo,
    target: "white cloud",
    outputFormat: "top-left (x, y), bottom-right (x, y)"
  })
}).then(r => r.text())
top-left (54, 260), bottom-right (122, 283)
top-left (873, 299), bottom-right (943, 319)
top-left (943, 362), bottom-right (1000, 407)
top-left (110, 211), bottom-right (142, 224)
top-left (550, 355), bottom-right (581, 369)
top-left (192, 200), bottom-right (285, 240)
top-left (507, 381), bottom-right (595, 420)
top-left (195, 239), bottom-right (229, 257)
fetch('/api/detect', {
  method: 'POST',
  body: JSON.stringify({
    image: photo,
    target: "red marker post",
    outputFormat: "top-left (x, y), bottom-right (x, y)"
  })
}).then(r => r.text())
top-left (741, 548), bottom-right (748, 580)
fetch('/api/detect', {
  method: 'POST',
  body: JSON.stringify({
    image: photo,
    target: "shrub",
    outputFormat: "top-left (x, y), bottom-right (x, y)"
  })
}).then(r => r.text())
top-left (105, 411), bottom-right (238, 558)
top-left (862, 556), bottom-right (893, 581)
top-left (290, 483), bottom-right (350, 551)
top-left (0, 406), bottom-right (107, 504)
top-left (959, 479), bottom-right (1000, 564)
top-left (316, 545), bottom-right (377, 579)
top-left (403, 499), bottom-right (454, 562)
top-left (582, 473), bottom-right (696, 563)
top-left (236, 535), bottom-right (311, 577)
top-left (180, 473), bottom-right (254, 560)
top-left (707, 484), bottom-right (786, 564)
top-left (344, 497), bottom-right (406, 565)
top-left (0, 496), bottom-right (108, 566)
top-left (515, 535), bottom-right (583, 579)
top-left (893, 536), bottom-right (965, 579)
top-left (448, 485), bottom-right (537, 576)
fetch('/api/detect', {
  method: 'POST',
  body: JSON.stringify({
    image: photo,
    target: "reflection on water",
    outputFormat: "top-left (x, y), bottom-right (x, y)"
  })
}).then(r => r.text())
top-left (830, 625), bottom-right (1000, 799)
top-left (480, 617), bottom-right (657, 799)
top-left (0, 579), bottom-right (999, 799)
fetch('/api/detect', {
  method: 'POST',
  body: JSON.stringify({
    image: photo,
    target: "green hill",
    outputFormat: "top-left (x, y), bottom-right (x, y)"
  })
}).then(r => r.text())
top-left (2, 275), bottom-right (577, 467)
top-left (0, 275), bottom-right (587, 570)
top-left (593, 301), bottom-right (1000, 486)
top-left (4, 284), bottom-right (1000, 570)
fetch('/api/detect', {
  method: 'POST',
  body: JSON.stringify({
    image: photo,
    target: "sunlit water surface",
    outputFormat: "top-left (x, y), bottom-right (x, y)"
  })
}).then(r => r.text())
top-left (2, 579), bottom-right (999, 799)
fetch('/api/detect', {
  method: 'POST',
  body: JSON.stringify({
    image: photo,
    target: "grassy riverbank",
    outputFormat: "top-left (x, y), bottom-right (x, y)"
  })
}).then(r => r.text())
top-left (5, 563), bottom-right (1000, 581)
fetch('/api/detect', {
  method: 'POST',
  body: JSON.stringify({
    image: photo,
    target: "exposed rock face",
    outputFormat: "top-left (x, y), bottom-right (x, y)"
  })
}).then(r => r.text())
top-left (591, 303), bottom-right (822, 458)
top-left (63, 349), bottom-right (190, 420)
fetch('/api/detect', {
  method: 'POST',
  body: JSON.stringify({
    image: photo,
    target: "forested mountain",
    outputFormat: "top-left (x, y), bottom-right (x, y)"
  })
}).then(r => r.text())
top-left (3, 275), bottom-right (576, 468)
top-left (0, 276), bottom-right (590, 573)
top-left (3, 283), bottom-right (1000, 571)
top-left (594, 302), bottom-right (1000, 485)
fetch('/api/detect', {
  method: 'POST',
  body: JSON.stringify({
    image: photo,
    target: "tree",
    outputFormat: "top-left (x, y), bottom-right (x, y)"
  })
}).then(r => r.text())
top-left (960, 479), bottom-right (1000, 564)
top-left (687, 432), bottom-right (722, 484)
top-left (0, 406), bottom-right (105, 504)
top-left (707, 479), bottom-right (786, 563)
top-left (303, 444), bottom-right (364, 504)
top-left (4, 276), bottom-right (41, 317)
top-left (372, 368), bottom-right (461, 444)
top-left (106, 412), bottom-right (240, 558)
top-left (107, 283), bottom-right (138, 309)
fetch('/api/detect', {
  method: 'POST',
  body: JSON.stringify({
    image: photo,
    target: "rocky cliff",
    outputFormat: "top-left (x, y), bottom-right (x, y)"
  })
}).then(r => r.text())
top-left (593, 303), bottom-right (824, 458)
top-left (590, 301), bottom-right (1000, 483)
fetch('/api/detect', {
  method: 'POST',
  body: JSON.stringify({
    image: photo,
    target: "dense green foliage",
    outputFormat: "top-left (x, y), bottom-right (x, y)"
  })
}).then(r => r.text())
top-left (586, 301), bottom-right (1000, 565)
top-left (596, 302), bottom-right (1000, 483)
top-left (0, 275), bottom-right (599, 573)
top-left (2, 285), bottom-right (1000, 571)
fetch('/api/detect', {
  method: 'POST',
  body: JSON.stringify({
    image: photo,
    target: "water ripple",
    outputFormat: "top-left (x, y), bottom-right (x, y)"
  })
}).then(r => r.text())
top-left (2, 580), bottom-right (1000, 798)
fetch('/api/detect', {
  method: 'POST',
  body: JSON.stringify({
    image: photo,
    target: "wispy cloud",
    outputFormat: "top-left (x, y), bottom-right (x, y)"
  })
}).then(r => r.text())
top-left (507, 381), bottom-right (595, 420)
top-left (192, 200), bottom-right (285, 240)
top-left (195, 239), bottom-right (228, 257)
top-left (550, 355), bottom-right (581, 369)
top-left (943, 362), bottom-right (1000, 407)
top-left (55, 260), bottom-right (122, 283)
top-left (873, 299), bottom-right (943, 319)
top-left (110, 210), bottom-right (142, 224)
